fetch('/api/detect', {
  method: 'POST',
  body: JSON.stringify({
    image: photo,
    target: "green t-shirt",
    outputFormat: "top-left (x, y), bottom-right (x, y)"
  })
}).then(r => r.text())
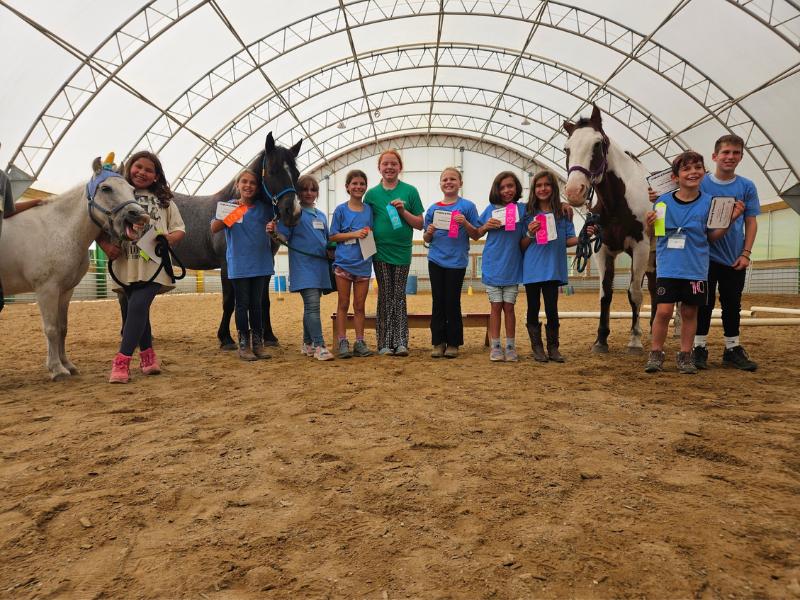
top-left (364, 180), bottom-right (424, 265)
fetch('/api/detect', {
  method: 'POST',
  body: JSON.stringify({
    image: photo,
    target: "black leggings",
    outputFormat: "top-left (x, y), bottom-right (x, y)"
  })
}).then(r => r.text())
top-left (525, 281), bottom-right (560, 327)
top-left (232, 276), bottom-right (266, 334)
top-left (428, 262), bottom-right (466, 346)
top-left (119, 282), bottom-right (161, 356)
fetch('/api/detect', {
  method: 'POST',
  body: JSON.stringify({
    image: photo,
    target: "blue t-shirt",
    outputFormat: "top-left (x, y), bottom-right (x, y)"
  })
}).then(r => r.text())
top-left (701, 174), bottom-right (760, 266)
top-left (655, 191), bottom-right (712, 281)
top-left (330, 202), bottom-right (374, 278)
top-left (277, 207), bottom-right (332, 292)
top-left (521, 210), bottom-right (576, 285)
top-left (477, 202), bottom-right (525, 286)
top-left (222, 201), bottom-right (274, 279)
top-left (423, 197), bottom-right (480, 269)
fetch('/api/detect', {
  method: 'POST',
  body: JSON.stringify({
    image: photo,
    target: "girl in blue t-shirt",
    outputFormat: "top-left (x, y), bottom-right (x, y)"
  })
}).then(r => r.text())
top-left (520, 170), bottom-right (578, 363)
top-left (422, 167), bottom-right (480, 358)
top-left (211, 169), bottom-right (273, 361)
top-left (329, 169), bottom-right (374, 358)
top-left (268, 175), bottom-right (335, 361)
top-left (473, 171), bottom-right (526, 362)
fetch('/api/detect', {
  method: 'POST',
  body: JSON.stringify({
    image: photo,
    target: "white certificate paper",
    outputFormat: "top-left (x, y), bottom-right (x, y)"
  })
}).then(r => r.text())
top-left (707, 196), bottom-right (736, 229)
top-left (136, 226), bottom-right (160, 261)
top-left (647, 168), bottom-right (678, 196)
top-left (359, 230), bottom-right (377, 259)
top-left (215, 201), bottom-right (243, 223)
top-left (491, 206), bottom-right (519, 223)
top-left (545, 213), bottom-right (557, 241)
top-left (432, 209), bottom-right (453, 230)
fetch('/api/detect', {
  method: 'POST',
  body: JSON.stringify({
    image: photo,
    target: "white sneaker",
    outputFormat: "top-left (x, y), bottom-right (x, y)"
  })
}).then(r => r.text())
top-left (301, 342), bottom-right (314, 356)
top-left (314, 346), bottom-right (335, 361)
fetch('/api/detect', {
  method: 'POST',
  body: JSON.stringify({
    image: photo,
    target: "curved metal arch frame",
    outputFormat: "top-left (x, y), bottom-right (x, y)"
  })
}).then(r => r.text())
top-left (6, 0), bottom-right (797, 193)
top-left (173, 44), bottom-right (684, 193)
top-left (724, 0), bottom-right (800, 49)
top-left (175, 108), bottom-right (566, 194)
top-left (308, 133), bottom-right (546, 181)
top-left (6, 0), bottom-right (214, 178)
top-left (124, 0), bottom-right (798, 193)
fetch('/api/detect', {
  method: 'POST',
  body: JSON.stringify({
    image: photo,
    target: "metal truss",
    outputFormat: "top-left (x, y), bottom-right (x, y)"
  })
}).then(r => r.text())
top-left (172, 44), bottom-right (683, 193)
top-left (6, 0), bottom-right (798, 194)
top-left (725, 0), bottom-right (800, 49)
top-left (5, 0), bottom-right (213, 179)
top-left (310, 134), bottom-right (541, 180)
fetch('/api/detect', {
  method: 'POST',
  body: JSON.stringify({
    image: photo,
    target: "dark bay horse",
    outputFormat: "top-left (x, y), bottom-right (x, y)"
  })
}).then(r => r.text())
top-left (563, 105), bottom-right (652, 354)
top-left (172, 132), bottom-right (302, 349)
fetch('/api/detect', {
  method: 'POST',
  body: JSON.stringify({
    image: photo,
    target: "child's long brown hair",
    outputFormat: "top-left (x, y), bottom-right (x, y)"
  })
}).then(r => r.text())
top-left (526, 170), bottom-right (564, 220)
top-left (125, 150), bottom-right (173, 208)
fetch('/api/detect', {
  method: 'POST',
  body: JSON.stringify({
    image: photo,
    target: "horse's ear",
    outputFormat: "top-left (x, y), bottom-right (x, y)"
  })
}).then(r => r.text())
top-left (563, 121), bottom-right (576, 135)
top-left (590, 104), bottom-right (602, 126)
top-left (265, 132), bottom-right (275, 153)
top-left (92, 157), bottom-right (102, 174)
top-left (289, 138), bottom-right (302, 158)
top-left (116, 160), bottom-right (125, 175)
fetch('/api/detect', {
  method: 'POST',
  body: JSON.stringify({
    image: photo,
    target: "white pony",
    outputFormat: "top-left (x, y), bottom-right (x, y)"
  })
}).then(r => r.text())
top-left (0, 157), bottom-right (149, 379)
top-left (563, 105), bottom-right (652, 354)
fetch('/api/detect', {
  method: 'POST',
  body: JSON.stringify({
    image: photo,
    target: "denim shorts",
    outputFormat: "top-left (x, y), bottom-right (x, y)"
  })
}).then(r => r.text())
top-left (486, 284), bottom-right (519, 304)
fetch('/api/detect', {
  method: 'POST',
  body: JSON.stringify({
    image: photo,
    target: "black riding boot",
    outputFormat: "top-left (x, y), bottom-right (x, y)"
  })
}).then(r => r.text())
top-left (238, 331), bottom-right (257, 361)
top-left (526, 322), bottom-right (548, 362)
top-left (545, 323), bottom-right (565, 363)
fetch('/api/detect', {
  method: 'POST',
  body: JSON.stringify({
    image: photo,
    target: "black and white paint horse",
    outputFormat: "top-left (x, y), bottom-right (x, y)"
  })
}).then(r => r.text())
top-left (563, 105), bottom-right (652, 354)
top-left (172, 132), bottom-right (302, 349)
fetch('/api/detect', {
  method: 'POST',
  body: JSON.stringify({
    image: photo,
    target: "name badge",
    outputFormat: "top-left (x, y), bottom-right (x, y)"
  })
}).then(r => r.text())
top-left (344, 238), bottom-right (357, 245)
top-left (667, 233), bottom-right (686, 249)
top-left (312, 219), bottom-right (325, 230)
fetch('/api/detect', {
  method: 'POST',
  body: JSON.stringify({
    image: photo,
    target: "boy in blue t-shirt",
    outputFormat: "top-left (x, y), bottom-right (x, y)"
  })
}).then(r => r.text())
top-left (645, 151), bottom-right (744, 374)
top-left (693, 134), bottom-right (760, 371)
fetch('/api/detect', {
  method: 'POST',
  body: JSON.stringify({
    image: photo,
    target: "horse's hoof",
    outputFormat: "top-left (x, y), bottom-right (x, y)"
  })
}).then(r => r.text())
top-left (50, 370), bottom-right (71, 381)
top-left (220, 342), bottom-right (236, 351)
top-left (626, 346), bottom-right (644, 355)
top-left (591, 343), bottom-right (609, 354)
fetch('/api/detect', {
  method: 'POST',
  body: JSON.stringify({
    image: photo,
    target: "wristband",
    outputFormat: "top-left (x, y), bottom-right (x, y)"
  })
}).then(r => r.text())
top-left (740, 254), bottom-right (751, 260)
top-left (742, 249), bottom-right (752, 256)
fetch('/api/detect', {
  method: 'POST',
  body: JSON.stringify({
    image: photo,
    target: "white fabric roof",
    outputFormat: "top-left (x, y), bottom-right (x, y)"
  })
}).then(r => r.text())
top-left (1, 0), bottom-right (798, 201)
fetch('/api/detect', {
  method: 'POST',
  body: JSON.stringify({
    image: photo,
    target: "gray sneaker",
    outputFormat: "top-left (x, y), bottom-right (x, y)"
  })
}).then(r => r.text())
top-left (431, 343), bottom-right (445, 358)
top-left (489, 346), bottom-right (504, 362)
top-left (676, 351), bottom-right (698, 374)
top-left (378, 347), bottom-right (394, 356)
top-left (444, 345), bottom-right (459, 359)
top-left (394, 345), bottom-right (409, 357)
top-left (353, 340), bottom-right (373, 357)
top-left (645, 350), bottom-right (665, 373)
top-left (504, 346), bottom-right (519, 362)
top-left (338, 339), bottom-right (352, 359)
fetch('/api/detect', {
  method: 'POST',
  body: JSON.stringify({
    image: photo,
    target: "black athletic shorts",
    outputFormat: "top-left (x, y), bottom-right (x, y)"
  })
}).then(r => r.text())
top-left (654, 277), bottom-right (708, 306)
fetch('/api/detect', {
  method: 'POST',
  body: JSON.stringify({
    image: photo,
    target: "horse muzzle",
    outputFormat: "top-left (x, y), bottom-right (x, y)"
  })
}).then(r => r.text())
top-left (121, 212), bottom-right (150, 242)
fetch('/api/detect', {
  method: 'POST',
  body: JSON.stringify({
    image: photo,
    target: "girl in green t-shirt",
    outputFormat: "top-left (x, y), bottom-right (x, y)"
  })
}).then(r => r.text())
top-left (363, 149), bottom-right (424, 356)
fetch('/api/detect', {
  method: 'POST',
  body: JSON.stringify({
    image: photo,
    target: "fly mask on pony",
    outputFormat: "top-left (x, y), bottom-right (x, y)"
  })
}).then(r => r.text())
top-left (563, 104), bottom-right (610, 207)
top-left (260, 132), bottom-right (302, 227)
top-left (86, 153), bottom-right (149, 242)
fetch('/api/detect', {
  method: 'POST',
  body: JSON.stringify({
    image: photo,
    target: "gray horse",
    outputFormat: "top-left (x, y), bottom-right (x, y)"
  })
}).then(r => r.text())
top-left (167, 132), bottom-right (302, 348)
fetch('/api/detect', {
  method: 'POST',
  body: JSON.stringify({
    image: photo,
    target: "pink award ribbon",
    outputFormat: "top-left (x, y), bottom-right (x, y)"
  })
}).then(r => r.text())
top-left (448, 209), bottom-right (460, 238)
top-left (504, 203), bottom-right (516, 231)
top-left (535, 213), bottom-right (548, 244)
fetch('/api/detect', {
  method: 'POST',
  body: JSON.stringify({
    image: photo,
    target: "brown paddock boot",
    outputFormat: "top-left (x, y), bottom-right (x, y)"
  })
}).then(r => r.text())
top-left (526, 322), bottom-right (548, 362)
top-left (251, 332), bottom-right (271, 360)
top-left (545, 323), bottom-right (565, 363)
top-left (238, 331), bottom-right (257, 361)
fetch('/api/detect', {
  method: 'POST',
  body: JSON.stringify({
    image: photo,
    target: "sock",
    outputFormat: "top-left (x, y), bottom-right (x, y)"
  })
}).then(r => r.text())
top-left (490, 338), bottom-right (501, 349)
top-left (724, 336), bottom-right (739, 350)
top-left (506, 337), bottom-right (516, 349)
top-left (694, 335), bottom-right (707, 348)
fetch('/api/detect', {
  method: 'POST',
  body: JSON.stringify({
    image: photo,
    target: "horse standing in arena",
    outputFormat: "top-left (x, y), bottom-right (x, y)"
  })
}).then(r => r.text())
top-left (171, 132), bottom-right (302, 349)
top-left (0, 157), bottom-right (149, 379)
top-left (563, 104), bottom-right (652, 354)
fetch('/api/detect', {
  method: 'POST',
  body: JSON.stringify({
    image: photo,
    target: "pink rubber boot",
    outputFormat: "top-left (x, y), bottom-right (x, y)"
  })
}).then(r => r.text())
top-left (109, 353), bottom-right (132, 384)
top-left (139, 347), bottom-right (161, 375)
